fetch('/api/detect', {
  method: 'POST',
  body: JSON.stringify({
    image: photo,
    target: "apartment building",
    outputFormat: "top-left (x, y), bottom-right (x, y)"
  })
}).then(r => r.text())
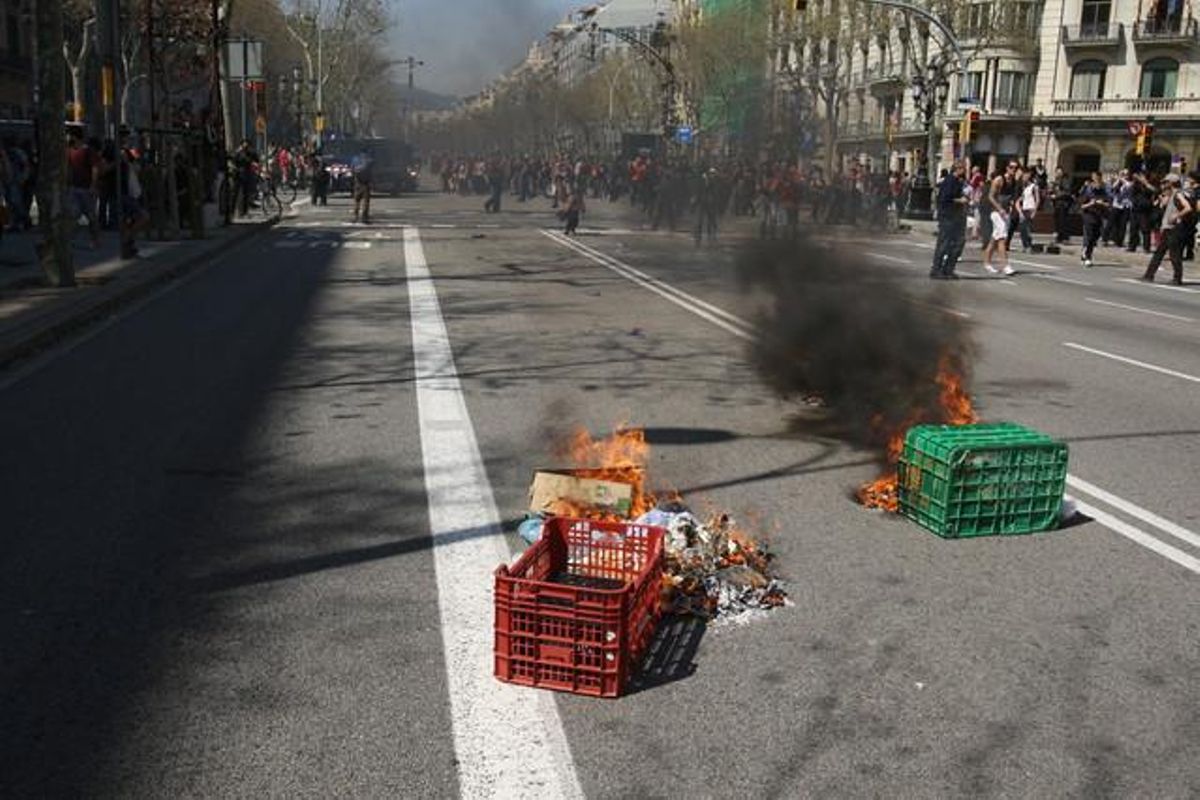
top-left (778, 0), bottom-right (1197, 180)
top-left (1030, 0), bottom-right (1200, 180)
top-left (0, 0), bottom-right (32, 121)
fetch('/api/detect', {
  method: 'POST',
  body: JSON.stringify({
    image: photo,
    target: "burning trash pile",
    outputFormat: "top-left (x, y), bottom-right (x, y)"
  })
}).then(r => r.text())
top-left (856, 353), bottom-right (979, 512)
top-left (520, 426), bottom-right (788, 623)
top-left (734, 237), bottom-right (977, 513)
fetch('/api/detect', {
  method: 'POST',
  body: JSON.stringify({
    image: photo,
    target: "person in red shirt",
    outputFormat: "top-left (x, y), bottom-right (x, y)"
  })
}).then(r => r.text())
top-left (66, 128), bottom-right (101, 248)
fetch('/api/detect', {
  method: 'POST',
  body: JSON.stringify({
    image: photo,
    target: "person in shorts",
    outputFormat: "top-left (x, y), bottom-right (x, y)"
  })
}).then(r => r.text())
top-left (982, 162), bottom-right (1018, 275)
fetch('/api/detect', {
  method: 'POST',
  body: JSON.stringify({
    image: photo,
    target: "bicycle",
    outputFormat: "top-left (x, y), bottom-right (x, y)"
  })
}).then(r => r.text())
top-left (217, 168), bottom-right (282, 220)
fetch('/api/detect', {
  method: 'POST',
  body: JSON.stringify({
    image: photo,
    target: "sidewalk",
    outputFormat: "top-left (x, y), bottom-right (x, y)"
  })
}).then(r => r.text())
top-left (0, 215), bottom-right (276, 371)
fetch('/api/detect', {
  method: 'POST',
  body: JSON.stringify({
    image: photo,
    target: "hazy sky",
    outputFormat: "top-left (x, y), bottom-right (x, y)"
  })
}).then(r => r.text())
top-left (390, 0), bottom-right (579, 98)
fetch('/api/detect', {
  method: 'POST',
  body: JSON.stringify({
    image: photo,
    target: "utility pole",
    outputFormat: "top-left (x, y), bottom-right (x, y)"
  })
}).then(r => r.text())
top-left (315, 1), bottom-right (323, 149)
top-left (95, 0), bottom-right (126, 256)
top-left (33, 0), bottom-right (75, 286)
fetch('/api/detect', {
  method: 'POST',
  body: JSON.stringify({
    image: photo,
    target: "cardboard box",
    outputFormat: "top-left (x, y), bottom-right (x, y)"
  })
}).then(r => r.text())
top-left (528, 469), bottom-right (637, 516)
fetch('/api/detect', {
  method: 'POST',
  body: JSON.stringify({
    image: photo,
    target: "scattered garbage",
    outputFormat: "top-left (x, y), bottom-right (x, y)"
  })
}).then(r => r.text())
top-left (518, 425), bottom-right (789, 627)
top-left (517, 513), bottom-right (548, 546)
top-left (636, 504), bottom-right (788, 623)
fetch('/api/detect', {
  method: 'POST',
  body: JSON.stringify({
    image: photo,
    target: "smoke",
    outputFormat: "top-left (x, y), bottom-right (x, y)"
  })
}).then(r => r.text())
top-left (393, 0), bottom-right (576, 97)
top-left (736, 235), bottom-right (974, 453)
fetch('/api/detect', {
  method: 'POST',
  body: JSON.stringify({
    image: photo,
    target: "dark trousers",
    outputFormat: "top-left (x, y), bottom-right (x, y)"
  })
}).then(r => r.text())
top-left (485, 183), bottom-right (502, 212)
top-left (932, 214), bottom-right (966, 276)
top-left (1053, 202), bottom-right (1071, 242)
top-left (1018, 210), bottom-right (1035, 250)
top-left (1107, 207), bottom-right (1129, 245)
top-left (563, 209), bottom-right (580, 235)
top-left (1144, 226), bottom-right (1184, 283)
top-left (1082, 214), bottom-right (1103, 260)
top-left (353, 180), bottom-right (371, 222)
top-left (1128, 210), bottom-right (1153, 251)
top-left (694, 206), bottom-right (718, 244)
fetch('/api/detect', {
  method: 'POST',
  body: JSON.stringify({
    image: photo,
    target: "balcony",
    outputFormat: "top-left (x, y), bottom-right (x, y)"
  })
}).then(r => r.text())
top-left (1050, 96), bottom-right (1200, 115)
top-left (1062, 22), bottom-right (1124, 48)
top-left (865, 62), bottom-right (906, 92)
top-left (1131, 16), bottom-right (1199, 45)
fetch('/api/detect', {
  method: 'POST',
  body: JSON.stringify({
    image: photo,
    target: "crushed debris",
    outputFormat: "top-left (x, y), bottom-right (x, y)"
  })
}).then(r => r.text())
top-left (523, 425), bottom-right (789, 625)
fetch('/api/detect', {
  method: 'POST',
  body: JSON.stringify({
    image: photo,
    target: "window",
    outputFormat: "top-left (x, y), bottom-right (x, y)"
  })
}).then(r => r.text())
top-left (963, 3), bottom-right (993, 38)
top-left (995, 71), bottom-right (1031, 110)
top-left (1080, 0), bottom-right (1112, 36)
top-left (1070, 60), bottom-right (1106, 100)
top-left (962, 71), bottom-right (984, 103)
top-left (1140, 58), bottom-right (1178, 98)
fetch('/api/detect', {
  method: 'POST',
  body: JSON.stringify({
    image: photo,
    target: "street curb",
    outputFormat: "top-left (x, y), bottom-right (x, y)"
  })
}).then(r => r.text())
top-left (0, 218), bottom-right (278, 372)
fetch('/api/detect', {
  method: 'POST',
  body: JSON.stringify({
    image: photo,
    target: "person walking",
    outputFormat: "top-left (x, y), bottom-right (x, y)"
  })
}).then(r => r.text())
top-left (1050, 166), bottom-right (1073, 244)
top-left (931, 161), bottom-right (969, 279)
top-left (484, 158), bottom-right (504, 213)
top-left (693, 166), bottom-right (721, 246)
top-left (982, 162), bottom-right (1017, 275)
top-left (1110, 169), bottom-right (1133, 248)
top-left (1128, 170), bottom-right (1156, 253)
top-left (351, 147), bottom-right (373, 224)
top-left (66, 129), bottom-right (102, 248)
top-left (1142, 173), bottom-right (1193, 285)
top-left (1017, 166), bottom-right (1040, 252)
top-left (1077, 171), bottom-right (1109, 267)
top-left (562, 185), bottom-right (585, 236)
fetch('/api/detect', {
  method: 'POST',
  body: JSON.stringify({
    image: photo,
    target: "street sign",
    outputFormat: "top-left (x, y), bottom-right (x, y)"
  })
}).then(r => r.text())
top-left (1126, 120), bottom-right (1144, 137)
top-left (255, 115), bottom-right (266, 135)
top-left (675, 125), bottom-right (693, 144)
top-left (315, 113), bottom-right (326, 133)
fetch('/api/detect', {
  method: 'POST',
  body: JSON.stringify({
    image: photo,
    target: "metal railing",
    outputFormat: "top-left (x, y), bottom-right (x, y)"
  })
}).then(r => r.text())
top-left (1061, 22), bottom-right (1124, 45)
top-left (1050, 96), bottom-right (1198, 114)
top-left (1131, 16), bottom-right (1198, 42)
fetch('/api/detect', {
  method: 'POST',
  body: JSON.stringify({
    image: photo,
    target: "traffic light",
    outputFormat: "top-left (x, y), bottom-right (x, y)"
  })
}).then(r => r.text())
top-left (1135, 121), bottom-right (1155, 156)
top-left (959, 108), bottom-right (980, 143)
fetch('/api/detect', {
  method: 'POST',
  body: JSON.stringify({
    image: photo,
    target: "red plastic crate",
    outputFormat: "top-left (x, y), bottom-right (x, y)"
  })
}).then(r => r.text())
top-left (494, 516), bottom-right (664, 698)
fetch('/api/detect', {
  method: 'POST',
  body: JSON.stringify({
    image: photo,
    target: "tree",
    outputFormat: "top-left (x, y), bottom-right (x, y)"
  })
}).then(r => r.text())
top-left (36, 0), bottom-right (75, 285)
top-left (62, 0), bottom-right (95, 123)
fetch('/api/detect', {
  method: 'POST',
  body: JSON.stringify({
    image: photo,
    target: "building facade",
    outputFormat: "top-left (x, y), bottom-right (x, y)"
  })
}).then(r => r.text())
top-left (777, 0), bottom-right (1197, 180)
top-left (0, 0), bottom-right (32, 121)
top-left (1031, 0), bottom-right (1200, 181)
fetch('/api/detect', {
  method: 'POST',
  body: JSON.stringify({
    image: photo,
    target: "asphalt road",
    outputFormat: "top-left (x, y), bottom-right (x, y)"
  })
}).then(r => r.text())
top-left (2, 189), bottom-right (1197, 798)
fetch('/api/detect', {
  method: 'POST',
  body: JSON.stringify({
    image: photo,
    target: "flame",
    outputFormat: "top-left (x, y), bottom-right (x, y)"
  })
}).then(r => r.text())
top-left (551, 425), bottom-right (655, 518)
top-left (857, 354), bottom-right (978, 512)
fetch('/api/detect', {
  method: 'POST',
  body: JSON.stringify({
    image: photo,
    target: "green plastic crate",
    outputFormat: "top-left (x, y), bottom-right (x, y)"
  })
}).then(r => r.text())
top-left (897, 422), bottom-right (1068, 538)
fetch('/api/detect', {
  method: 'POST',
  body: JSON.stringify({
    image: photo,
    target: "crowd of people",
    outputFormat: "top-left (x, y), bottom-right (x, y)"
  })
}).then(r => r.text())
top-left (932, 158), bottom-right (1197, 286)
top-left (427, 152), bottom-right (921, 244)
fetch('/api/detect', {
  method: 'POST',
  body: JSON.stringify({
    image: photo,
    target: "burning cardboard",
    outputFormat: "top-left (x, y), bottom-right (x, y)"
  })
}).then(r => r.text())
top-left (527, 425), bottom-right (789, 625)
top-left (528, 470), bottom-right (636, 518)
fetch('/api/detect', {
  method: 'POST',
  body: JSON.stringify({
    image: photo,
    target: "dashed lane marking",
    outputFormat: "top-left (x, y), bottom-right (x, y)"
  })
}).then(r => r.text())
top-left (1063, 342), bottom-right (1200, 385)
top-left (1115, 277), bottom-right (1200, 294)
top-left (1085, 297), bottom-right (1194, 323)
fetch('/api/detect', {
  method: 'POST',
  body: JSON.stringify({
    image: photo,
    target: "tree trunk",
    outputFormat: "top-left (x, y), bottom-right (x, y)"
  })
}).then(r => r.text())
top-left (64, 18), bottom-right (95, 124)
top-left (35, 0), bottom-right (75, 286)
top-left (219, 0), bottom-right (238, 151)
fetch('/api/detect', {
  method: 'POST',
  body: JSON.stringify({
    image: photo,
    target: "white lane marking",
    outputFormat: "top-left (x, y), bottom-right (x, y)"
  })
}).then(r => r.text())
top-left (1027, 273), bottom-right (1093, 287)
top-left (1009, 257), bottom-right (1062, 272)
top-left (1085, 297), bottom-right (1194, 323)
top-left (543, 230), bottom-right (756, 341)
top-left (542, 230), bottom-right (1198, 577)
top-left (1063, 342), bottom-right (1200, 385)
top-left (1116, 277), bottom-right (1200, 294)
top-left (1067, 496), bottom-right (1200, 576)
top-left (871, 253), bottom-right (912, 265)
top-left (430, 223), bottom-right (456, 229)
top-left (1068, 476), bottom-right (1200, 552)
top-left (291, 197), bottom-right (311, 208)
top-left (403, 227), bottom-right (584, 800)
top-left (342, 241), bottom-right (372, 249)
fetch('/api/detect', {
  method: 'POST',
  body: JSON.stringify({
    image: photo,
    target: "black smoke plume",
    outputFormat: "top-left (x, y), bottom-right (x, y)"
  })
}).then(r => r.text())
top-left (736, 235), bottom-right (975, 453)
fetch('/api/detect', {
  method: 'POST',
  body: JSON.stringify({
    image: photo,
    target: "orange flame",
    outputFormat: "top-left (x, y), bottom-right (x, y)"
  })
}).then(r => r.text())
top-left (857, 354), bottom-right (978, 512)
top-left (551, 425), bottom-right (656, 519)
